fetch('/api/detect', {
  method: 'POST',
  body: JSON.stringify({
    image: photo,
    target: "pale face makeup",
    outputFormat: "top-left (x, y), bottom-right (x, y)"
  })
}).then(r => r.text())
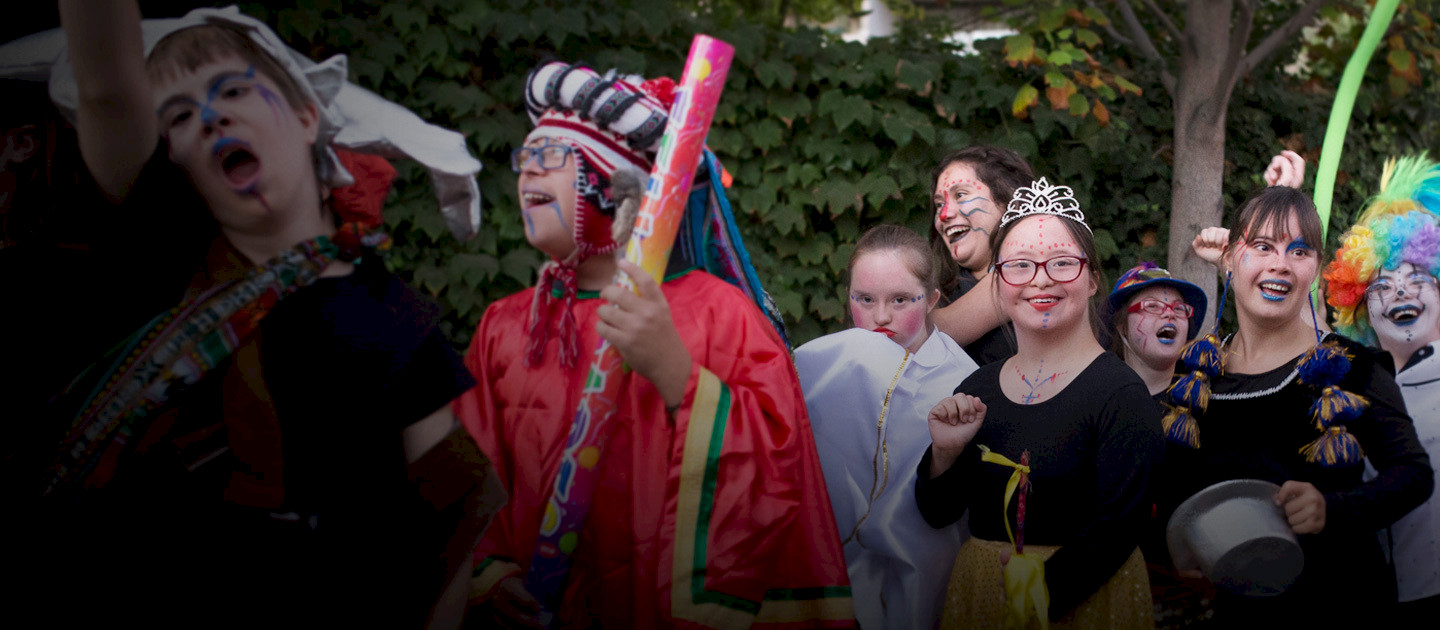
top-left (1123, 286), bottom-right (1191, 366)
top-left (1226, 212), bottom-right (1318, 326)
top-left (996, 216), bottom-right (1096, 335)
top-left (516, 134), bottom-right (579, 260)
top-left (932, 162), bottom-right (1001, 273)
top-left (1366, 262), bottom-right (1440, 351)
top-left (155, 56), bottom-right (318, 232)
top-left (848, 250), bottom-right (938, 354)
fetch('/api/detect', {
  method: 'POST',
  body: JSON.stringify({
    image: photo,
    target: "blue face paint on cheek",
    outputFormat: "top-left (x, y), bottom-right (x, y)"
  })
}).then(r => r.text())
top-left (255, 83), bottom-right (288, 125)
top-left (957, 197), bottom-right (991, 217)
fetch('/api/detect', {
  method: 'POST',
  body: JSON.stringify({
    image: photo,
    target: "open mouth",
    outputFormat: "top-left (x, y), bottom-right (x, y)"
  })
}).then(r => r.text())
top-left (214, 139), bottom-right (260, 189)
top-left (1156, 324), bottom-right (1179, 344)
top-left (945, 224), bottom-right (971, 243)
top-left (1387, 304), bottom-right (1423, 325)
top-left (522, 191), bottom-right (556, 208)
top-left (1258, 280), bottom-right (1291, 301)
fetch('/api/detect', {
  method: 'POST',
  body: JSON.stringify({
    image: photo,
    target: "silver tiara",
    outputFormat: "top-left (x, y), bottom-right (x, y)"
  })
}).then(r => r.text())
top-left (1000, 178), bottom-right (1091, 234)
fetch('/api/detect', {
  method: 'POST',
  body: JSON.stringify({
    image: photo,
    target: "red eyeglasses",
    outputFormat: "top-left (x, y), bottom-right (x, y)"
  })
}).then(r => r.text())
top-left (1126, 298), bottom-right (1194, 318)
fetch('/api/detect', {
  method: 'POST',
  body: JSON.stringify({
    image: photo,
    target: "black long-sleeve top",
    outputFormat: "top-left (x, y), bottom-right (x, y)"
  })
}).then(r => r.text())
top-left (1156, 333), bottom-right (1434, 624)
top-left (915, 352), bottom-right (1164, 620)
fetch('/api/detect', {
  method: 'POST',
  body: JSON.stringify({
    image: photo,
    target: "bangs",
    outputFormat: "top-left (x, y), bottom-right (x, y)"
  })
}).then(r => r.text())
top-left (146, 25), bottom-right (306, 110)
top-left (1230, 187), bottom-right (1324, 251)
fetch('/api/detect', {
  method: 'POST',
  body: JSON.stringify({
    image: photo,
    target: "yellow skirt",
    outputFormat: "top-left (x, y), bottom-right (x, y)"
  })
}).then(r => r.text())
top-left (941, 538), bottom-right (1154, 630)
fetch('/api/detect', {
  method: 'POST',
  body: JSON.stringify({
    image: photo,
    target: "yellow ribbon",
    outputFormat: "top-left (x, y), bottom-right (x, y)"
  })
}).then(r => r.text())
top-left (979, 445), bottom-right (1049, 630)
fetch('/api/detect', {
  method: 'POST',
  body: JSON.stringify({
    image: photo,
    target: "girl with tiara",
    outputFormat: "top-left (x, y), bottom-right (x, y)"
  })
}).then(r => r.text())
top-left (918, 178), bottom-right (1162, 629)
top-left (795, 224), bottom-right (979, 630)
top-left (1161, 184), bottom-right (1433, 626)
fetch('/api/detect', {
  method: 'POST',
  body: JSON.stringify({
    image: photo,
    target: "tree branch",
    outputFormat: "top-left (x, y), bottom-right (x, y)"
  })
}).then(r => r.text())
top-left (1139, 0), bottom-right (1183, 44)
top-left (1238, 0), bottom-right (1329, 75)
top-left (1222, 0), bottom-right (1257, 90)
top-left (1112, 0), bottom-right (1176, 95)
top-left (1085, 0), bottom-right (1134, 47)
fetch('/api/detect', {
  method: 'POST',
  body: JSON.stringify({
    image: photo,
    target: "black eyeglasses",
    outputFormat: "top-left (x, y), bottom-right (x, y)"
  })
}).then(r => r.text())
top-left (996, 256), bottom-right (1087, 286)
top-left (510, 140), bottom-right (573, 173)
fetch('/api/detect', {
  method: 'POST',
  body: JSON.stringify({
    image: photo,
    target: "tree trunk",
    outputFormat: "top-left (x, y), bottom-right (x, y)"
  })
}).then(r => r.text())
top-left (1167, 0), bottom-right (1243, 325)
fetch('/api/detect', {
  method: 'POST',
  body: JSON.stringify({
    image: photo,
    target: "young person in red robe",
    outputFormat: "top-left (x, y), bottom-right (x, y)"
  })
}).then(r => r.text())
top-left (455, 61), bottom-right (853, 628)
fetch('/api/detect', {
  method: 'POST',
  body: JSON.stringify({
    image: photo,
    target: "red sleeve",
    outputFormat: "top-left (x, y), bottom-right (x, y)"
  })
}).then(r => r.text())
top-left (454, 302), bottom-right (524, 602)
top-left (659, 276), bottom-right (854, 629)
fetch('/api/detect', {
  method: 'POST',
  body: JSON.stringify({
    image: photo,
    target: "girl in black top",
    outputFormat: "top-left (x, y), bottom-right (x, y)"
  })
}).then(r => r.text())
top-left (918, 178), bottom-right (1163, 628)
top-left (1161, 186), bottom-right (1433, 627)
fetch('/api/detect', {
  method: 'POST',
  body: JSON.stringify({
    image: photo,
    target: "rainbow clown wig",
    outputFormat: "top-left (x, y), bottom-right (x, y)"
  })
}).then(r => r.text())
top-left (1325, 154), bottom-right (1440, 345)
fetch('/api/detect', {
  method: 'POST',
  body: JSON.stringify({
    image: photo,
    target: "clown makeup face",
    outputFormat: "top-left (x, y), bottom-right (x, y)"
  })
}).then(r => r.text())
top-left (933, 162), bottom-right (1001, 273)
top-left (516, 134), bottom-right (579, 260)
top-left (996, 216), bottom-right (1096, 335)
top-left (1366, 262), bottom-right (1440, 350)
top-left (154, 56), bottom-right (319, 234)
top-left (1226, 211), bottom-right (1318, 325)
top-left (849, 249), bottom-right (939, 354)
top-left (1123, 286), bottom-right (1191, 366)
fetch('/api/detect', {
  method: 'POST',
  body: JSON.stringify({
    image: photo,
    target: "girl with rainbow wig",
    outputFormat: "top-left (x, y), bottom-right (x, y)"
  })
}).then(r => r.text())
top-left (1324, 155), bottom-right (1440, 614)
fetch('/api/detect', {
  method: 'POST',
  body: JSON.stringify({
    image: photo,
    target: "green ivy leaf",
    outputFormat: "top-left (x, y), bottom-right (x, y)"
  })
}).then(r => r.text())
top-left (817, 179), bottom-right (862, 216)
top-left (832, 96), bottom-right (874, 132)
top-left (1093, 228), bottom-right (1120, 261)
top-left (797, 232), bottom-right (834, 265)
top-left (1068, 92), bottom-right (1091, 117)
top-left (859, 173), bottom-right (901, 207)
top-left (1076, 28), bottom-right (1101, 48)
top-left (754, 59), bottom-right (797, 90)
top-left (500, 249), bottom-right (538, 285)
top-left (749, 119), bottom-right (785, 152)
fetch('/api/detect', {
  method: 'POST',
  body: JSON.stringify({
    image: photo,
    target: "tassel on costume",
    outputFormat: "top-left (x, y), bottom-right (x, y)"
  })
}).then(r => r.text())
top-left (1310, 386), bottom-right (1370, 428)
top-left (1168, 370), bottom-right (1212, 411)
top-left (1160, 405), bottom-right (1202, 449)
top-left (1178, 333), bottom-right (1223, 378)
top-left (526, 261), bottom-right (582, 368)
top-left (1300, 425), bottom-right (1365, 466)
top-left (1297, 341), bottom-right (1353, 388)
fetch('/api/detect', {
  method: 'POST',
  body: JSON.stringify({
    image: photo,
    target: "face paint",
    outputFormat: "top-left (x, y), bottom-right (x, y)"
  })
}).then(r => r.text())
top-left (849, 250), bottom-right (933, 353)
top-left (932, 162), bottom-right (1001, 272)
top-left (1122, 286), bottom-right (1189, 366)
top-left (996, 216), bottom-right (1095, 335)
top-left (1227, 211), bottom-right (1317, 322)
top-left (1366, 262), bottom-right (1440, 352)
top-left (1016, 360), bottom-right (1066, 405)
top-left (516, 135), bottom-right (581, 259)
top-left (153, 58), bottom-right (320, 234)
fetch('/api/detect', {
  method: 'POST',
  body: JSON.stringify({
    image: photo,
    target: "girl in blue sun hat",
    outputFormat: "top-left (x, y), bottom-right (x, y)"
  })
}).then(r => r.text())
top-left (1105, 262), bottom-right (1209, 398)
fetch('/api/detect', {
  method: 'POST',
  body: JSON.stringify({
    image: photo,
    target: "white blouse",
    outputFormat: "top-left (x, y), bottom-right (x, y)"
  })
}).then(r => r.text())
top-left (1393, 340), bottom-right (1440, 603)
top-left (796, 327), bottom-right (979, 630)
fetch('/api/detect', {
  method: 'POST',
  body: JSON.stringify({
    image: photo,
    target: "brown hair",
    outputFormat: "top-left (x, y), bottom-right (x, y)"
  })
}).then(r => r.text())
top-left (850, 224), bottom-right (941, 294)
top-left (1225, 186), bottom-right (1325, 261)
top-left (146, 24), bottom-right (308, 111)
top-left (929, 145), bottom-right (1036, 297)
top-left (988, 213), bottom-right (1105, 340)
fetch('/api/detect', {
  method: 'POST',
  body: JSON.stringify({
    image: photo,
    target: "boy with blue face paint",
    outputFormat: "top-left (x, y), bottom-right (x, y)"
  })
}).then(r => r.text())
top-left (10, 3), bottom-right (497, 626)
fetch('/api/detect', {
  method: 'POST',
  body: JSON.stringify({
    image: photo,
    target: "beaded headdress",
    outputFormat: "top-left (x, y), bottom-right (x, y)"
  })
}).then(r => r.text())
top-left (1000, 177), bottom-right (1091, 233)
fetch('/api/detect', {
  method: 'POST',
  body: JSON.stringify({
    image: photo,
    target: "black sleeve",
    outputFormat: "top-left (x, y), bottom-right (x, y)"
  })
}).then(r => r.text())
top-left (381, 326), bottom-right (476, 427)
top-left (915, 443), bottom-right (982, 529)
top-left (1043, 381), bottom-right (1165, 620)
top-left (1325, 347), bottom-right (1435, 533)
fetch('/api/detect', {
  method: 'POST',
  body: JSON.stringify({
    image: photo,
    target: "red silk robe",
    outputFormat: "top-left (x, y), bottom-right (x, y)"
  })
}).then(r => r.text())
top-left (457, 270), bottom-right (853, 629)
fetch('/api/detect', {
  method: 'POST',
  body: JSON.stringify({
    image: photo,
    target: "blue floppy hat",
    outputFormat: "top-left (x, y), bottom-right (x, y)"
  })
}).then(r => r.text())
top-left (1105, 262), bottom-right (1208, 340)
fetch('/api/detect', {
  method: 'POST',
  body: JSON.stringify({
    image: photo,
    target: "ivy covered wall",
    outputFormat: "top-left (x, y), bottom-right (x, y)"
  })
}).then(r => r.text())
top-left (232, 0), bottom-right (1436, 347)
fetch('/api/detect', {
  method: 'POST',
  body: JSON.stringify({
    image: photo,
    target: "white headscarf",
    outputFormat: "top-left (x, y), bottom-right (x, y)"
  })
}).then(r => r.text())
top-left (0, 5), bottom-right (482, 239)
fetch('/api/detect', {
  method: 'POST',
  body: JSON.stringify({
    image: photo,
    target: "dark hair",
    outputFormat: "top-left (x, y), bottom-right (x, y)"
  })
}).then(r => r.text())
top-left (849, 224), bottom-right (941, 294)
top-left (1225, 186), bottom-right (1325, 261)
top-left (988, 213), bottom-right (1105, 341)
top-left (929, 146), bottom-right (1036, 297)
top-left (146, 24), bottom-right (308, 111)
